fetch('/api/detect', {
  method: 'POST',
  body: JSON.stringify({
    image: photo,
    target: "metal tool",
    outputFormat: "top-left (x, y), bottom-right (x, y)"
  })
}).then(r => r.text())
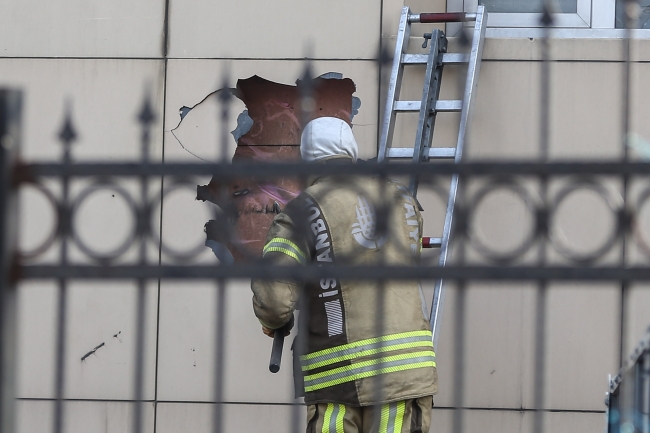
top-left (378, 6), bottom-right (487, 350)
top-left (268, 328), bottom-right (286, 373)
top-left (268, 317), bottom-right (294, 373)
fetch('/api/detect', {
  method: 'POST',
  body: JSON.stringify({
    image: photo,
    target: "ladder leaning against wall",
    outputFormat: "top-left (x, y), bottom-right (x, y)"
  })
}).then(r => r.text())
top-left (378, 6), bottom-right (487, 350)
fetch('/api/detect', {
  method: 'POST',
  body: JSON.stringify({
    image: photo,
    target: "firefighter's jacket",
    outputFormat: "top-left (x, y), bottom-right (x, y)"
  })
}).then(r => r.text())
top-left (251, 161), bottom-right (438, 407)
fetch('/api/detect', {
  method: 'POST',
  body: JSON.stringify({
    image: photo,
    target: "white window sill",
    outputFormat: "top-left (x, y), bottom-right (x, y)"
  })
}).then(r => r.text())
top-left (485, 27), bottom-right (650, 39)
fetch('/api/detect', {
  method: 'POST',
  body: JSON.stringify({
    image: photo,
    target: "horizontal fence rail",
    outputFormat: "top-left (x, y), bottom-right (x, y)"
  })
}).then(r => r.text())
top-left (15, 265), bottom-right (650, 281)
top-left (17, 161), bottom-right (650, 178)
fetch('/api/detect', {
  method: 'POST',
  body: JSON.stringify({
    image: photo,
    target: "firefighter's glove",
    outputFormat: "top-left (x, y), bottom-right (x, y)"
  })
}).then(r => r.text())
top-left (262, 314), bottom-right (294, 338)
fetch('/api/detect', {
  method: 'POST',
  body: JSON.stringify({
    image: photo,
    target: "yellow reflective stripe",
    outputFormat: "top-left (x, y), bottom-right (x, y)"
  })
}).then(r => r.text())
top-left (322, 404), bottom-right (334, 433)
top-left (379, 401), bottom-right (406, 433)
top-left (379, 404), bottom-right (390, 433)
top-left (264, 237), bottom-right (306, 259)
top-left (336, 404), bottom-right (345, 433)
top-left (394, 401), bottom-right (405, 433)
top-left (300, 330), bottom-right (434, 371)
top-left (304, 351), bottom-right (436, 392)
top-left (321, 403), bottom-right (345, 433)
top-left (263, 237), bottom-right (307, 264)
top-left (304, 361), bottom-right (435, 392)
top-left (301, 340), bottom-right (433, 371)
top-left (264, 237), bottom-right (303, 253)
top-left (301, 330), bottom-right (432, 361)
top-left (263, 247), bottom-right (303, 264)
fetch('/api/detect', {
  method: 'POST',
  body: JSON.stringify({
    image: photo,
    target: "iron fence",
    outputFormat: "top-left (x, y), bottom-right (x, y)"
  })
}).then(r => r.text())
top-left (1, 1), bottom-right (650, 432)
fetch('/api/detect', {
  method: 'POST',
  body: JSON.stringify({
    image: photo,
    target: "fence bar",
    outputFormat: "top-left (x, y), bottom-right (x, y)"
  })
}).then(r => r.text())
top-left (132, 282), bottom-right (147, 433)
top-left (371, 176), bottom-right (390, 429)
top-left (618, 0), bottom-right (639, 371)
top-left (213, 69), bottom-right (232, 433)
top-left (452, 282), bottom-right (466, 433)
top-left (132, 90), bottom-right (156, 433)
top-left (54, 103), bottom-right (77, 433)
top-left (20, 264), bottom-right (650, 281)
top-left (0, 89), bottom-right (21, 433)
top-left (212, 279), bottom-right (226, 433)
top-left (534, 5), bottom-right (553, 433)
top-left (20, 161), bottom-right (650, 179)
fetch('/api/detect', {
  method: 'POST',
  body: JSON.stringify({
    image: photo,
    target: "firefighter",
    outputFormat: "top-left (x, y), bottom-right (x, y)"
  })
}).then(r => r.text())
top-left (251, 117), bottom-right (437, 433)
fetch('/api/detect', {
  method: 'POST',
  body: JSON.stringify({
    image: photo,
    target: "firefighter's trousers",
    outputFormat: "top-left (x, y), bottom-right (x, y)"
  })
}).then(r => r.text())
top-left (306, 396), bottom-right (432, 433)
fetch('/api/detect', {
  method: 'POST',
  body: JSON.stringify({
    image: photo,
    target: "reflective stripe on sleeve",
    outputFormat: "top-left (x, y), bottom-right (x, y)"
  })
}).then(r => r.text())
top-left (262, 237), bottom-right (307, 264)
top-left (300, 330), bottom-right (434, 371)
top-left (304, 351), bottom-right (436, 393)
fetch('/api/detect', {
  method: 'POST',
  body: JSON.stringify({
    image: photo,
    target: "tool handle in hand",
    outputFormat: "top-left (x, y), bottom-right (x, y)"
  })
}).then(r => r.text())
top-left (269, 327), bottom-right (286, 373)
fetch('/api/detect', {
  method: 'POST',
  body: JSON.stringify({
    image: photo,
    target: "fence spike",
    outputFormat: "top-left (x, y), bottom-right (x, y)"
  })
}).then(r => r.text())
top-left (297, 59), bottom-right (315, 126)
top-left (540, 0), bottom-right (556, 26)
top-left (138, 89), bottom-right (156, 127)
top-left (219, 71), bottom-right (232, 104)
top-left (58, 101), bottom-right (77, 147)
top-left (377, 43), bottom-right (393, 68)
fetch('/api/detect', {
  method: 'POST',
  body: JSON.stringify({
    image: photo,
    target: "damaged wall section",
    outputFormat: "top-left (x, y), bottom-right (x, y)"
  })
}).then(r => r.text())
top-left (197, 74), bottom-right (359, 262)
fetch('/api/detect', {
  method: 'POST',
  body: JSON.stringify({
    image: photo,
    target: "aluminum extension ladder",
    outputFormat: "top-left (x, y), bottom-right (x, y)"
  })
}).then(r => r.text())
top-left (378, 6), bottom-right (487, 350)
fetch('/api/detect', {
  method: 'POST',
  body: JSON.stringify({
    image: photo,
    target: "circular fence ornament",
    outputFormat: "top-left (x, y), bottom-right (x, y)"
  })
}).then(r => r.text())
top-left (549, 179), bottom-right (623, 264)
top-left (151, 180), bottom-right (219, 262)
top-left (632, 184), bottom-right (650, 259)
top-left (17, 182), bottom-right (59, 259)
top-left (467, 179), bottom-right (540, 263)
top-left (71, 182), bottom-right (139, 262)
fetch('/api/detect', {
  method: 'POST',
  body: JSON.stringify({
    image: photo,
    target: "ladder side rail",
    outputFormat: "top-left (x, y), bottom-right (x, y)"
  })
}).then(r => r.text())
top-left (430, 173), bottom-right (458, 349)
top-left (408, 30), bottom-right (446, 197)
top-left (378, 7), bottom-right (412, 162)
top-left (453, 5), bottom-right (487, 165)
top-left (430, 6), bottom-right (487, 349)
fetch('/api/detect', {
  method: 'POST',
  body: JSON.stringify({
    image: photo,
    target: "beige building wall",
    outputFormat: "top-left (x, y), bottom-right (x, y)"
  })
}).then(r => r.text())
top-left (1, 0), bottom-right (649, 432)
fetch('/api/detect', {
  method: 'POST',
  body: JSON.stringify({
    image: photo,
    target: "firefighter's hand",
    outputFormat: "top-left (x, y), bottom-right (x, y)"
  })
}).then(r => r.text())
top-left (262, 315), bottom-right (294, 338)
top-left (262, 326), bottom-right (275, 338)
top-left (262, 326), bottom-right (292, 338)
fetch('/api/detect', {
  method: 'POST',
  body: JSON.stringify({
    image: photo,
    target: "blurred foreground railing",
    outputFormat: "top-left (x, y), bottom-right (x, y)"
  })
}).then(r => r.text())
top-left (1, 1), bottom-right (650, 431)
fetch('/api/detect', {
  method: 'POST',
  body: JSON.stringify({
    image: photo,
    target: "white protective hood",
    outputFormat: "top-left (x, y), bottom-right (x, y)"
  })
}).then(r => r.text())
top-left (300, 117), bottom-right (358, 162)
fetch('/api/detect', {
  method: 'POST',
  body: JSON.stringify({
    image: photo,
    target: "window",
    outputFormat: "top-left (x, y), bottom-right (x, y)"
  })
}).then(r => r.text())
top-left (477, 0), bottom-right (591, 27)
top-left (447, 0), bottom-right (650, 33)
top-left (615, 0), bottom-right (650, 28)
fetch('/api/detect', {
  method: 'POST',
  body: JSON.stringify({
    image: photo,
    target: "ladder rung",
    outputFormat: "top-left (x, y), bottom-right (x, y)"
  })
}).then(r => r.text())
top-left (409, 12), bottom-right (477, 24)
top-left (394, 101), bottom-right (420, 111)
top-left (402, 53), bottom-right (470, 65)
top-left (422, 237), bottom-right (442, 248)
top-left (394, 100), bottom-right (463, 113)
top-left (386, 147), bottom-right (456, 159)
top-left (436, 100), bottom-right (463, 112)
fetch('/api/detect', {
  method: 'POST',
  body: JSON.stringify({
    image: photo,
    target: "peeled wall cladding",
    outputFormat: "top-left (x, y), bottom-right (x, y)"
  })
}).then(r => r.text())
top-left (200, 74), bottom-right (357, 261)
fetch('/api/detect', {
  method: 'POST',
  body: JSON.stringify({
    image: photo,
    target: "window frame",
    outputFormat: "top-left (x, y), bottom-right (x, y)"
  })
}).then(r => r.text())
top-left (445, 0), bottom-right (650, 36)
top-left (461, 0), bottom-right (592, 27)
